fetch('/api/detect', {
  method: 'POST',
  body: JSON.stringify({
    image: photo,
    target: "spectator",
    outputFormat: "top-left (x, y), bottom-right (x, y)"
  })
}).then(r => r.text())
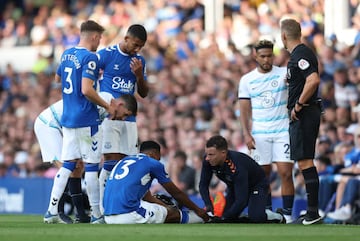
top-left (326, 178), bottom-right (360, 222)
top-left (318, 141), bottom-right (352, 213)
top-left (314, 155), bottom-right (333, 177)
top-left (315, 135), bottom-right (333, 158)
top-left (168, 150), bottom-right (196, 195)
top-left (333, 66), bottom-right (359, 122)
top-left (0, 163), bottom-right (7, 177)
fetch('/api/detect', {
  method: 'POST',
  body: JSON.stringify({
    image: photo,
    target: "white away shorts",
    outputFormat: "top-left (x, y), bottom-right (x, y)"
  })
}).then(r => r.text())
top-left (34, 117), bottom-right (62, 163)
top-left (250, 135), bottom-right (293, 165)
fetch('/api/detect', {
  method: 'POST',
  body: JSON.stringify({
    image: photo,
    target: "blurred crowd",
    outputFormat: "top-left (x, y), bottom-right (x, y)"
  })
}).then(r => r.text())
top-left (1, 0), bottom-right (360, 219)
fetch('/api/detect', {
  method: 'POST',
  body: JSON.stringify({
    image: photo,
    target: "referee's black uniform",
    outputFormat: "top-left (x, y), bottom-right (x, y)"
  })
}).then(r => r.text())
top-left (286, 43), bottom-right (321, 161)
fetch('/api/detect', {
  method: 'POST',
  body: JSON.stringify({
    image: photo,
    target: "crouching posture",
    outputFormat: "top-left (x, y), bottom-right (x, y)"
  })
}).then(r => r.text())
top-left (103, 141), bottom-right (209, 224)
top-left (199, 135), bottom-right (285, 223)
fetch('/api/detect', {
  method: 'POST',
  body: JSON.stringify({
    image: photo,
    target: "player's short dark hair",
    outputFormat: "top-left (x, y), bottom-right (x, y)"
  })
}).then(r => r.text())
top-left (206, 135), bottom-right (228, 150)
top-left (120, 94), bottom-right (138, 116)
top-left (254, 39), bottom-right (274, 51)
top-left (140, 141), bottom-right (160, 153)
top-left (127, 24), bottom-right (147, 42)
top-left (80, 20), bottom-right (105, 33)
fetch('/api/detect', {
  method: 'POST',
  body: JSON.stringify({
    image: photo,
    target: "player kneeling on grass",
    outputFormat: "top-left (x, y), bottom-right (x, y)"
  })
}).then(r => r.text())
top-left (199, 135), bottom-right (285, 224)
top-left (103, 141), bottom-right (209, 224)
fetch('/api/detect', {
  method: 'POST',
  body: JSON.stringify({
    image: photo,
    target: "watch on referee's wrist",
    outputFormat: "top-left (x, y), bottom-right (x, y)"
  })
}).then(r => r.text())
top-left (296, 100), bottom-right (304, 107)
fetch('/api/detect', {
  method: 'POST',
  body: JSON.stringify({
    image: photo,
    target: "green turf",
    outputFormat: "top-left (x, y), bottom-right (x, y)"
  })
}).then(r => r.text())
top-left (1, 215), bottom-right (360, 241)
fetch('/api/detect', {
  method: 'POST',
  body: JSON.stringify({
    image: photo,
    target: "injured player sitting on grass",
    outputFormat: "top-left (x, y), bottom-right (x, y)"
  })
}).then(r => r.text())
top-left (103, 140), bottom-right (209, 224)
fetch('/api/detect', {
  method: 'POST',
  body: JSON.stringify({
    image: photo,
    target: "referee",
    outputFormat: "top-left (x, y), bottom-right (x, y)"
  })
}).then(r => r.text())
top-left (280, 18), bottom-right (323, 225)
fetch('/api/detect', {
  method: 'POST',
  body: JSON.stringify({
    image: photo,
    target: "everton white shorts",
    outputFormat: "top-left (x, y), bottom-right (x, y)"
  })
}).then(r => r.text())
top-left (61, 126), bottom-right (102, 163)
top-left (104, 200), bottom-right (168, 224)
top-left (101, 119), bottom-right (138, 155)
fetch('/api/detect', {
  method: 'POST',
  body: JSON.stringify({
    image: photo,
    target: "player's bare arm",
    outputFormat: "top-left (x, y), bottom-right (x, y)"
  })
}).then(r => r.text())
top-left (82, 77), bottom-right (116, 119)
top-left (130, 58), bottom-right (148, 98)
top-left (54, 74), bottom-right (61, 83)
top-left (239, 99), bottom-right (256, 150)
top-left (142, 191), bottom-right (168, 207)
top-left (298, 72), bottom-right (320, 105)
top-left (163, 182), bottom-right (209, 222)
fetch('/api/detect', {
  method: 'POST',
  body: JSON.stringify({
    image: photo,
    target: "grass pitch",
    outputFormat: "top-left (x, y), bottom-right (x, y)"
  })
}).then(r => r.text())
top-left (1, 215), bottom-right (360, 241)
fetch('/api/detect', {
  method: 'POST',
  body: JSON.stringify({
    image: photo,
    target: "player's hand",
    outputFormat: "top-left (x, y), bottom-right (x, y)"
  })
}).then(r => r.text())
top-left (244, 134), bottom-right (256, 150)
top-left (196, 208), bottom-right (210, 222)
top-left (130, 57), bottom-right (143, 77)
top-left (206, 216), bottom-right (224, 223)
top-left (291, 108), bottom-right (300, 122)
top-left (106, 101), bottom-right (117, 120)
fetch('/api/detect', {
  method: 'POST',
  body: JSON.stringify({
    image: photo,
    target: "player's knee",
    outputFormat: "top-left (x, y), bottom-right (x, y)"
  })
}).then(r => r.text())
top-left (104, 153), bottom-right (125, 161)
top-left (279, 171), bottom-right (293, 182)
top-left (164, 208), bottom-right (181, 223)
top-left (71, 166), bottom-right (84, 177)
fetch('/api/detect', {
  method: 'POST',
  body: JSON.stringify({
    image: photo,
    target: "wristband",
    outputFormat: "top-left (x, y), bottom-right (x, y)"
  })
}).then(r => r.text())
top-left (296, 100), bottom-right (304, 107)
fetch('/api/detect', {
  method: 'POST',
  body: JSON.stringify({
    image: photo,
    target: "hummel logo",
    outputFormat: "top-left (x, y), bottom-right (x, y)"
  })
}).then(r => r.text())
top-left (114, 64), bottom-right (119, 70)
top-left (92, 141), bottom-right (98, 151)
top-left (51, 198), bottom-right (58, 206)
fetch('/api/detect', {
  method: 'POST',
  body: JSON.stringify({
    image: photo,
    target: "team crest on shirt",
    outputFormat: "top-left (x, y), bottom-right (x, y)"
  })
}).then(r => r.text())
top-left (271, 80), bottom-right (278, 87)
top-left (298, 59), bottom-right (309, 70)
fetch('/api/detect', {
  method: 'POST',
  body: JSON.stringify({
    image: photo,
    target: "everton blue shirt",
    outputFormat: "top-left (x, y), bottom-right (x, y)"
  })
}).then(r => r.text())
top-left (103, 153), bottom-right (171, 215)
top-left (97, 44), bottom-right (147, 122)
top-left (58, 47), bottom-right (101, 128)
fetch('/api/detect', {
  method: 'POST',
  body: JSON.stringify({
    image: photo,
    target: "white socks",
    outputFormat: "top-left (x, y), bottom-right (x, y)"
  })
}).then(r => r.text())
top-left (85, 171), bottom-right (101, 218)
top-left (98, 168), bottom-right (111, 214)
top-left (187, 210), bottom-right (204, 223)
top-left (48, 167), bottom-right (72, 214)
top-left (179, 210), bottom-right (204, 223)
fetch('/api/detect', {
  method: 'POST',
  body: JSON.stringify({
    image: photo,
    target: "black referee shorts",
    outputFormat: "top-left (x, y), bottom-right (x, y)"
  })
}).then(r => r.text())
top-left (289, 105), bottom-right (321, 161)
